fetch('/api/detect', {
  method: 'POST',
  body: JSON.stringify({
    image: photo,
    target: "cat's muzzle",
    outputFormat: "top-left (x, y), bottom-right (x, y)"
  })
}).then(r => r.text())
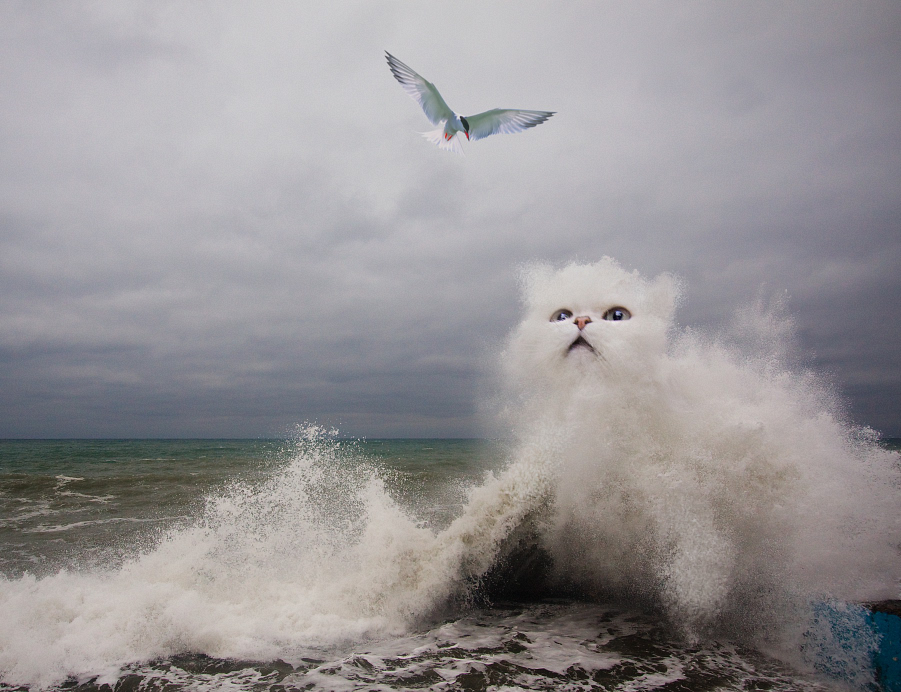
top-left (567, 336), bottom-right (596, 354)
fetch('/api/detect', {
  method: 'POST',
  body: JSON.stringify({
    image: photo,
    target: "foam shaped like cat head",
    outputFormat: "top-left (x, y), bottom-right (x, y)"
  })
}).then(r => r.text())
top-left (505, 258), bottom-right (680, 391)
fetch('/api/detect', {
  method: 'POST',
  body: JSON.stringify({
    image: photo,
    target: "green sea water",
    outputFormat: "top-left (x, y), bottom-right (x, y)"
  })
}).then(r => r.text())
top-left (0, 438), bottom-right (503, 579)
top-left (0, 437), bottom-right (896, 690)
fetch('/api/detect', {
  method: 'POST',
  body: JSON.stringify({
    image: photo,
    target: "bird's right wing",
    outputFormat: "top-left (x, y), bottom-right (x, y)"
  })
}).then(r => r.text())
top-left (386, 52), bottom-right (455, 126)
top-left (465, 109), bottom-right (555, 141)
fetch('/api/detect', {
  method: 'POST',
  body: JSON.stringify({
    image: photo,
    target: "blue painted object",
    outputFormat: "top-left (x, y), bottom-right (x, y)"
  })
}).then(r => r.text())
top-left (806, 600), bottom-right (879, 688)
top-left (870, 607), bottom-right (901, 692)
top-left (804, 600), bottom-right (900, 690)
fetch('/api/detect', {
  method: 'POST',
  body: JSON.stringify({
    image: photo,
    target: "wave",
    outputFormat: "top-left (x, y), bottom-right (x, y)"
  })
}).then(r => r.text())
top-left (1, 260), bottom-right (899, 688)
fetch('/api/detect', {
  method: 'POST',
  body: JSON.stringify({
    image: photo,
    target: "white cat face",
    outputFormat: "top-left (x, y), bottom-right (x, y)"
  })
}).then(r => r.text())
top-left (504, 258), bottom-right (679, 388)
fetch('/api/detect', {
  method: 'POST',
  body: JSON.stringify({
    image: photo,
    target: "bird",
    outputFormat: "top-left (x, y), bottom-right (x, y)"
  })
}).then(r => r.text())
top-left (385, 51), bottom-right (555, 154)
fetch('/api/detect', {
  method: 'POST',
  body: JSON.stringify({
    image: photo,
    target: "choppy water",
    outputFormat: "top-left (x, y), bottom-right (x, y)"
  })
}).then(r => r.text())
top-left (1, 260), bottom-right (899, 690)
top-left (0, 438), bottom-right (495, 579)
top-left (0, 436), bottom-right (896, 690)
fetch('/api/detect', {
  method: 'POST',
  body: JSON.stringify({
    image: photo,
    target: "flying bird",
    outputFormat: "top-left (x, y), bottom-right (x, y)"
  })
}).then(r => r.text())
top-left (385, 51), bottom-right (555, 154)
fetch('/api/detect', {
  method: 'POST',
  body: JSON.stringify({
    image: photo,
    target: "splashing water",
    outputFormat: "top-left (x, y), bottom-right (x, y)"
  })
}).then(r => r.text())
top-left (497, 260), bottom-right (900, 638)
top-left (0, 424), bottom-right (550, 687)
top-left (0, 260), bottom-right (899, 689)
top-left (0, 428), bottom-right (428, 686)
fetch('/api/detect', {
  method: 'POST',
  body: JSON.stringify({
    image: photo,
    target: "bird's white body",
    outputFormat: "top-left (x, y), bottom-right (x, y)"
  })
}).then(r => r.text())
top-left (386, 52), bottom-right (554, 153)
top-left (421, 113), bottom-right (469, 154)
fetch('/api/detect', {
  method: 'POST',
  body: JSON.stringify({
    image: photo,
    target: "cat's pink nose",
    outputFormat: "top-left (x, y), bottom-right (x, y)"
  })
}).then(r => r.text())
top-left (575, 316), bottom-right (592, 330)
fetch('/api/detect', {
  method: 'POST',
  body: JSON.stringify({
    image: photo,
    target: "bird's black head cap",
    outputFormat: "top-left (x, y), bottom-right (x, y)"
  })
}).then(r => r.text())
top-left (460, 116), bottom-right (470, 133)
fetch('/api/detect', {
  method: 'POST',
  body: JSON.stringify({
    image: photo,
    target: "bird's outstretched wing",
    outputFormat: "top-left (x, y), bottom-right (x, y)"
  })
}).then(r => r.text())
top-left (386, 52), bottom-right (454, 126)
top-left (464, 109), bottom-right (555, 142)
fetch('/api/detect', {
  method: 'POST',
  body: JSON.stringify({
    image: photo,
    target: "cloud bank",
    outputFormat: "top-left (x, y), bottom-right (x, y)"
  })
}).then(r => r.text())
top-left (1, 2), bottom-right (898, 437)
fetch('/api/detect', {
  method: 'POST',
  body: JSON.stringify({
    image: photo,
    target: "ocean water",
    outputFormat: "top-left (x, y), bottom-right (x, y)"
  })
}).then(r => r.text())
top-left (0, 438), bottom-right (495, 581)
top-left (2, 260), bottom-right (899, 691)
top-left (0, 435), bottom-right (896, 691)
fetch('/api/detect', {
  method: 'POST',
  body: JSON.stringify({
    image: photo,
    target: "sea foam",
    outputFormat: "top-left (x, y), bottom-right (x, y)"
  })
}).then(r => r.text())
top-left (498, 260), bottom-right (900, 637)
top-left (0, 259), bottom-right (898, 688)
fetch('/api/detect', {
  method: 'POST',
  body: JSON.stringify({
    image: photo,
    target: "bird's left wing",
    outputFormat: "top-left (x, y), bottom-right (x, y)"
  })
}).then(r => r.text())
top-left (464, 109), bottom-right (555, 142)
top-left (386, 52), bottom-right (454, 126)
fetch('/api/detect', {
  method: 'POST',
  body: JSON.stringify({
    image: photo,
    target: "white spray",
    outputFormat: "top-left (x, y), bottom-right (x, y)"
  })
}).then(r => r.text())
top-left (497, 258), bottom-right (900, 641)
top-left (0, 259), bottom-right (898, 688)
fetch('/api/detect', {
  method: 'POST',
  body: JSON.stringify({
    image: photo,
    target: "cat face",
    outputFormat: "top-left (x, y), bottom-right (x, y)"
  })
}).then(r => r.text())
top-left (504, 258), bottom-right (679, 389)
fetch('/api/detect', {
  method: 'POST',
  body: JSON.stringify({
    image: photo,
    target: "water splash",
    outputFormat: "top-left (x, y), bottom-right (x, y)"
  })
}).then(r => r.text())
top-left (1, 260), bottom-right (898, 688)
top-left (497, 259), bottom-right (900, 641)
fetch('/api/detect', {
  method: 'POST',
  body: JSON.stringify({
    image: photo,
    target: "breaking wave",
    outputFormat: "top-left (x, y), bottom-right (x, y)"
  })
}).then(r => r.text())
top-left (1, 259), bottom-right (898, 688)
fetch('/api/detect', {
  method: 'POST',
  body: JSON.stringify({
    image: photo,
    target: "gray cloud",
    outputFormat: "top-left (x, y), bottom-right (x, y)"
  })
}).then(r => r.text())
top-left (1, 1), bottom-right (898, 438)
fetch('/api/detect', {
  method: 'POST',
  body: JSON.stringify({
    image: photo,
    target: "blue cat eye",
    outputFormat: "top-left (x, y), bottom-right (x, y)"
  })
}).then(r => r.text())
top-left (550, 309), bottom-right (573, 322)
top-left (603, 307), bottom-right (631, 321)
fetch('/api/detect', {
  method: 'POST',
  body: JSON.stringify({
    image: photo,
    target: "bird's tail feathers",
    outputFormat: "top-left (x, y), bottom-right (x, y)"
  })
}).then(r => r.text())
top-left (420, 125), bottom-right (465, 155)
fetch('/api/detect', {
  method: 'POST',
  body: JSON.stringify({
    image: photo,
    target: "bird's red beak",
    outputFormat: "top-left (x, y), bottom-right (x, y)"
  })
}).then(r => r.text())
top-left (465, 132), bottom-right (470, 140)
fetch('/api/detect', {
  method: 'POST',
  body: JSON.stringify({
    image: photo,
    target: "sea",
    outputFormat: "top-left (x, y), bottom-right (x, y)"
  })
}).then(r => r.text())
top-left (0, 435), bottom-right (898, 691)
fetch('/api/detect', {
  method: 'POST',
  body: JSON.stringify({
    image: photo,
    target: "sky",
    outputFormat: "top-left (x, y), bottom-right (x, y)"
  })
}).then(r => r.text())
top-left (0, 1), bottom-right (899, 439)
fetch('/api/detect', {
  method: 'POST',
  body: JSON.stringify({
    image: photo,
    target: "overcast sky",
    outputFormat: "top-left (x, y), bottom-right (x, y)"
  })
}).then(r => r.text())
top-left (0, 2), bottom-right (898, 439)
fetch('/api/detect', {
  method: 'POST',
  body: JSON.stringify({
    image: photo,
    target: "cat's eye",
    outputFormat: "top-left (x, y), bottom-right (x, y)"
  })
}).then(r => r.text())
top-left (602, 307), bottom-right (631, 321)
top-left (550, 309), bottom-right (573, 322)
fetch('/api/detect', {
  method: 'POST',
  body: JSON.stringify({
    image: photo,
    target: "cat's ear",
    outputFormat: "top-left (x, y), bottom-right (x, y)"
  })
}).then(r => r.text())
top-left (644, 272), bottom-right (682, 321)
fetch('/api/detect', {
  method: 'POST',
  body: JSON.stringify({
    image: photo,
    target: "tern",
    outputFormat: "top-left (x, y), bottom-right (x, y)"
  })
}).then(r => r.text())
top-left (386, 51), bottom-right (555, 154)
